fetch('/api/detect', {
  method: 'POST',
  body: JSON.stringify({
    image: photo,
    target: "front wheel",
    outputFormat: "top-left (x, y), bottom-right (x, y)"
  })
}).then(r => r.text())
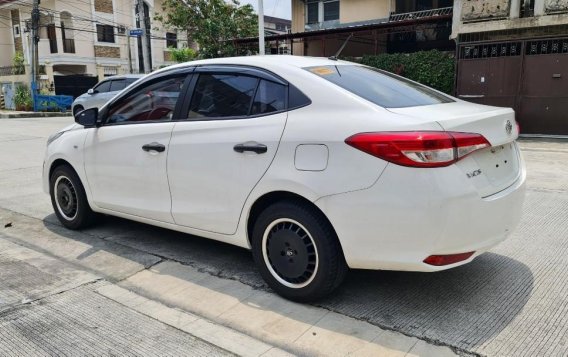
top-left (251, 201), bottom-right (347, 302)
top-left (50, 164), bottom-right (97, 230)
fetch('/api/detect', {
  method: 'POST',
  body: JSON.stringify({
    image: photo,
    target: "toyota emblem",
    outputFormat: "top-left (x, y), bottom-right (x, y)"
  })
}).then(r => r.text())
top-left (505, 120), bottom-right (513, 136)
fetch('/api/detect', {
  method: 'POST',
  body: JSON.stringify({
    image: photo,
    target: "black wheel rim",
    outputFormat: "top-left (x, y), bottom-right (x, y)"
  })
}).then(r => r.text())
top-left (55, 176), bottom-right (78, 220)
top-left (263, 219), bottom-right (318, 288)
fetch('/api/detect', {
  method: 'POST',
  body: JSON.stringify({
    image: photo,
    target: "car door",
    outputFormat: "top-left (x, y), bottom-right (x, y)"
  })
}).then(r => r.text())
top-left (83, 71), bottom-right (192, 223)
top-left (168, 67), bottom-right (288, 234)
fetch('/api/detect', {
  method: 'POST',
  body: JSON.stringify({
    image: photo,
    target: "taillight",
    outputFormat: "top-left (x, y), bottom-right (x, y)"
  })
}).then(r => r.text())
top-left (345, 131), bottom-right (490, 168)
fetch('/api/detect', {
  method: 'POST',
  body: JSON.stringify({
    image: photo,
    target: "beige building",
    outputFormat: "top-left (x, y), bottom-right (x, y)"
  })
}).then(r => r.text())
top-left (452, 0), bottom-right (568, 135)
top-left (0, 0), bottom-right (186, 98)
top-left (235, 1), bottom-right (453, 56)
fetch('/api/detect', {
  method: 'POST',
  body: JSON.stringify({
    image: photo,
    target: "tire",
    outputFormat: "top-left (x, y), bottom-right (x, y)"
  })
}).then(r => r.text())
top-left (73, 105), bottom-right (84, 117)
top-left (251, 200), bottom-right (348, 302)
top-left (50, 164), bottom-right (97, 230)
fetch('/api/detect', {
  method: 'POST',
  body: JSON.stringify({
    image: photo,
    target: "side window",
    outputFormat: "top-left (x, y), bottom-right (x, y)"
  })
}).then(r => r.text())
top-left (109, 79), bottom-right (126, 92)
top-left (125, 78), bottom-right (139, 86)
top-left (94, 80), bottom-right (111, 93)
top-left (251, 80), bottom-right (286, 115)
top-left (106, 75), bottom-right (187, 124)
top-left (188, 74), bottom-right (258, 119)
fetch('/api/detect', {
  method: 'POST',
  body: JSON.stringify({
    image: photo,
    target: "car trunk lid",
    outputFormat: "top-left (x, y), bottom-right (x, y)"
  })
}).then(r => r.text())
top-left (388, 101), bottom-right (521, 197)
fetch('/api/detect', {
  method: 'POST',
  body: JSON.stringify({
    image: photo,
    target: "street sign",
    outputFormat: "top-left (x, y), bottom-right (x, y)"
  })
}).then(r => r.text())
top-left (129, 28), bottom-right (144, 37)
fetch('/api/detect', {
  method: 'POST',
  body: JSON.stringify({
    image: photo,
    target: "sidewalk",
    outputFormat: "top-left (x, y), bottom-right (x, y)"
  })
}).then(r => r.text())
top-left (0, 110), bottom-right (71, 119)
top-left (0, 229), bottom-right (289, 357)
top-left (0, 208), bottom-right (457, 357)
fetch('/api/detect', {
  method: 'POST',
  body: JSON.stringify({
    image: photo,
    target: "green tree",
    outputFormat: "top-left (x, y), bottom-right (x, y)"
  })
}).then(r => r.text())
top-left (170, 47), bottom-right (198, 63)
top-left (155, 0), bottom-right (258, 59)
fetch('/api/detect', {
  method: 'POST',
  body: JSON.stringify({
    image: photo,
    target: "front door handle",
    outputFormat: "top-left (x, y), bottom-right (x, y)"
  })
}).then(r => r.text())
top-left (142, 142), bottom-right (166, 153)
top-left (234, 142), bottom-right (268, 154)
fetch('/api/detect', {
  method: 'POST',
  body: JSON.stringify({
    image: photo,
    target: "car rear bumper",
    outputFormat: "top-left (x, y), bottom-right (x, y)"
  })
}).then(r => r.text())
top-left (315, 154), bottom-right (526, 272)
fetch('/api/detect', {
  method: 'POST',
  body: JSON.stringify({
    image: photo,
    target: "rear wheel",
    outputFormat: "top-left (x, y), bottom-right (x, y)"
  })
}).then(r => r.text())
top-left (50, 164), bottom-right (97, 229)
top-left (251, 201), bottom-right (347, 302)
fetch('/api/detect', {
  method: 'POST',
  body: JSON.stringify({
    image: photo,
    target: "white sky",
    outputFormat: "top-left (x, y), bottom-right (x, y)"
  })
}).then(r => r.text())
top-left (238, 0), bottom-right (291, 20)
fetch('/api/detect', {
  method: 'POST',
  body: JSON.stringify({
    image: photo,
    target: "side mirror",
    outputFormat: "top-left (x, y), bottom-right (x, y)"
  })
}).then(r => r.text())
top-left (75, 107), bottom-right (98, 127)
top-left (87, 88), bottom-right (96, 95)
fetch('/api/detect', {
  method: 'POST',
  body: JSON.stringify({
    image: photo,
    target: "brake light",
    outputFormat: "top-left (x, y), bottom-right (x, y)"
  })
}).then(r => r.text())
top-left (345, 131), bottom-right (490, 168)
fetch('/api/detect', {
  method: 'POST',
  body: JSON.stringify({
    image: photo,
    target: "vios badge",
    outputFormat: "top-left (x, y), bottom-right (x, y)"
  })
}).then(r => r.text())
top-left (467, 169), bottom-right (482, 178)
top-left (505, 120), bottom-right (513, 136)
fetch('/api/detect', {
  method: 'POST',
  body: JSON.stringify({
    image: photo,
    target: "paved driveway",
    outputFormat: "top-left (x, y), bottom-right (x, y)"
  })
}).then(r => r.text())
top-left (1, 117), bottom-right (567, 356)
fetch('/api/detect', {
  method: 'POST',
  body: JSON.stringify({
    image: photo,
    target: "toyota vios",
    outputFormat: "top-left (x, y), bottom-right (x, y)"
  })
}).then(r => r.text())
top-left (44, 56), bottom-right (526, 301)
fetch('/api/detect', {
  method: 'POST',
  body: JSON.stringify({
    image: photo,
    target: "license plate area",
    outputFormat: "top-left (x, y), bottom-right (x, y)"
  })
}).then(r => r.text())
top-left (457, 142), bottom-right (520, 197)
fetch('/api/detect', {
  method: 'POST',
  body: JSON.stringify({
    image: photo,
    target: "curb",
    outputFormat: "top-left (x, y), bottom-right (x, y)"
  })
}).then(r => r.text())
top-left (0, 112), bottom-right (72, 119)
top-left (96, 284), bottom-right (294, 357)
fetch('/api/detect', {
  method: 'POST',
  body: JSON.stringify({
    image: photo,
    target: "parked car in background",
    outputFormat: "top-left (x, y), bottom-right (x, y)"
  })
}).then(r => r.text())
top-left (72, 74), bottom-right (144, 116)
top-left (45, 56), bottom-right (526, 302)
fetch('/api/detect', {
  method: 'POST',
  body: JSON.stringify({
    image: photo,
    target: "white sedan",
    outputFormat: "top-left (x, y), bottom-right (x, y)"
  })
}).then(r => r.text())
top-left (44, 56), bottom-right (526, 301)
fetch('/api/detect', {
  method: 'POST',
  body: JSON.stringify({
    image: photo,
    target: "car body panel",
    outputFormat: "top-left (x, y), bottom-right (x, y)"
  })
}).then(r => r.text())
top-left (168, 112), bottom-right (288, 234)
top-left (83, 123), bottom-right (176, 223)
top-left (315, 144), bottom-right (526, 271)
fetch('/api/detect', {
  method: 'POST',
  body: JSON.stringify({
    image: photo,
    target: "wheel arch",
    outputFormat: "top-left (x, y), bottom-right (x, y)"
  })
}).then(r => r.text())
top-left (246, 191), bottom-right (345, 257)
top-left (48, 159), bottom-right (86, 198)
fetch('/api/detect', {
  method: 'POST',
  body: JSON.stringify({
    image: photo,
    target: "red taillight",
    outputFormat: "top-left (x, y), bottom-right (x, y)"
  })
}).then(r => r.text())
top-left (345, 131), bottom-right (490, 168)
top-left (423, 252), bottom-right (475, 266)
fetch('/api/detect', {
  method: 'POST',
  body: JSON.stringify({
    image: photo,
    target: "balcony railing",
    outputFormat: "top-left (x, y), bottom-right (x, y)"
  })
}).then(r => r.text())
top-left (389, 7), bottom-right (453, 22)
top-left (63, 39), bottom-right (75, 53)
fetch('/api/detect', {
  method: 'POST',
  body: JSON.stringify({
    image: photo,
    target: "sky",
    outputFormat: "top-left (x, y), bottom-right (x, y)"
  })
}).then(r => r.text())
top-left (238, 0), bottom-right (291, 20)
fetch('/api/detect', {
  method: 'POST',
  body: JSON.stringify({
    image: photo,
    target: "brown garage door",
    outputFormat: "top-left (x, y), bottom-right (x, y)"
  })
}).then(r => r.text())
top-left (519, 39), bottom-right (568, 135)
top-left (457, 38), bottom-right (568, 135)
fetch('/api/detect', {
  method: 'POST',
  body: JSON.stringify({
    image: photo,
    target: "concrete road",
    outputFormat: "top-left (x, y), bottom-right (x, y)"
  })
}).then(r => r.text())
top-left (1, 117), bottom-right (567, 356)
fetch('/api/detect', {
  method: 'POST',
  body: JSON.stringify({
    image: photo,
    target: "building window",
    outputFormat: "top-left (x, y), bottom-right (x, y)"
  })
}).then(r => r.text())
top-left (166, 32), bottom-right (177, 48)
top-left (307, 1), bottom-right (319, 24)
top-left (323, 1), bottom-right (340, 21)
top-left (306, 1), bottom-right (340, 25)
top-left (520, 0), bottom-right (535, 17)
top-left (97, 24), bottom-right (115, 43)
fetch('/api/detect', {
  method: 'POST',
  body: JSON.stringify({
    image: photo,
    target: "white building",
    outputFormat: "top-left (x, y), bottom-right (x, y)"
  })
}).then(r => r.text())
top-left (0, 0), bottom-right (186, 98)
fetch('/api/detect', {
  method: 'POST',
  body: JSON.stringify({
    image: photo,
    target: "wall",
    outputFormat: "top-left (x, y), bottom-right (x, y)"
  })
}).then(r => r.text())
top-left (340, 0), bottom-right (390, 23)
top-left (452, 0), bottom-right (568, 38)
top-left (0, 10), bottom-right (14, 67)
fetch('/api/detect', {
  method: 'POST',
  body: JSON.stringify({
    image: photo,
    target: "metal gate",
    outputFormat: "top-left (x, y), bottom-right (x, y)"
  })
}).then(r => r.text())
top-left (1, 82), bottom-right (15, 110)
top-left (53, 75), bottom-right (98, 99)
top-left (457, 38), bottom-right (568, 135)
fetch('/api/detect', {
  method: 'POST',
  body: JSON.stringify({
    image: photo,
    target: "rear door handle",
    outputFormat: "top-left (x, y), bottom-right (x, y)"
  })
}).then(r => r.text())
top-left (233, 142), bottom-right (268, 154)
top-left (142, 142), bottom-right (166, 153)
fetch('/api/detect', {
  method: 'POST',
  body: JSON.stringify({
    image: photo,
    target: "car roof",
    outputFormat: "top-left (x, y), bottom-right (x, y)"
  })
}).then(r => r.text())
top-left (101, 74), bottom-right (145, 82)
top-left (154, 55), bottom-right (358, 75)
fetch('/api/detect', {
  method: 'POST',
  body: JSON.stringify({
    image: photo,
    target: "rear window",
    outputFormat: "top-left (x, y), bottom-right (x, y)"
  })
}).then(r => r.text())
top-left (305, 65), bottom-right (453, 108)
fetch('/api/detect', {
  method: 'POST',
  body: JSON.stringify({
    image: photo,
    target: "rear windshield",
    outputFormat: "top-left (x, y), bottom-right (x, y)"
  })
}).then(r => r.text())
top-left (304, 65), bottom-right (453, 108)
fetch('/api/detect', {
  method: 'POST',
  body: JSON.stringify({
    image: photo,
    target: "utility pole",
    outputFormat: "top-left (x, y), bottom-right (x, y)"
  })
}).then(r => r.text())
top-left (258, 0), bottom-right (265, 55)
top-left (137, 0), bottom-right (151, 73)
top-left (31, 0), bottom-right (40, 110)
top-left (127, 31), bottom-right (133, 74)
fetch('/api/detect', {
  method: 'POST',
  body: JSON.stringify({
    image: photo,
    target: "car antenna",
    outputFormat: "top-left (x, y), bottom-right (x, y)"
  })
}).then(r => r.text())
top-left (329, 33), bottom-right (353, 61)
